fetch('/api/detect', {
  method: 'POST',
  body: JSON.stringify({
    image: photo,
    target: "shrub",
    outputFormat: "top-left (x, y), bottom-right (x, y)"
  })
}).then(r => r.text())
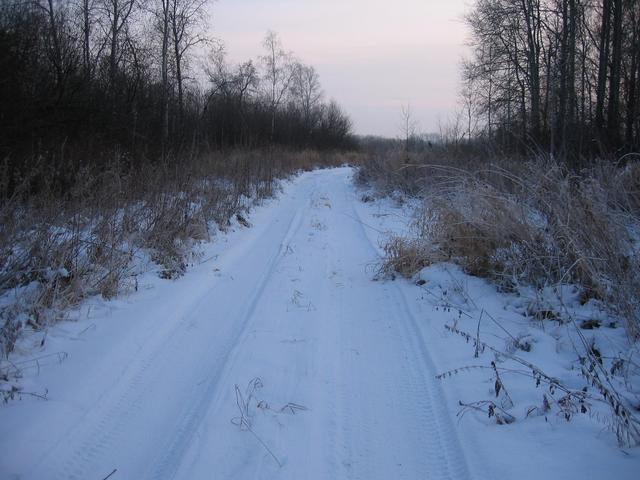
top-left (362, 153), bottom-right (640, 337)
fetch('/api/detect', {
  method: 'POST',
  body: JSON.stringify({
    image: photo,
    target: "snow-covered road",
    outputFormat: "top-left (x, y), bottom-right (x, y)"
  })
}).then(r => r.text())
top-left (1, 168), bottom-right (473, 479)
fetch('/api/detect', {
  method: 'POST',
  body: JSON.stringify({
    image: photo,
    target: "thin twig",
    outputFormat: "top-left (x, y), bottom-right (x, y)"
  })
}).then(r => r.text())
top-left (101, 468), bottom-right (117, 480)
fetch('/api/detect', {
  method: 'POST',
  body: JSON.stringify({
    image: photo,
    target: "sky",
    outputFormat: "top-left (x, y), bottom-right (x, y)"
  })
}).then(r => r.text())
top-left (207, 0), bottom-right (471, 137)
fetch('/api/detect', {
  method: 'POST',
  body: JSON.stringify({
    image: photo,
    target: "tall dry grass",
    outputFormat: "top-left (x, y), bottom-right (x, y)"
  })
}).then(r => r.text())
top-left (0, 149), bottom-right (358, 359)
top-left (361, 152), bottom-right (640, 338)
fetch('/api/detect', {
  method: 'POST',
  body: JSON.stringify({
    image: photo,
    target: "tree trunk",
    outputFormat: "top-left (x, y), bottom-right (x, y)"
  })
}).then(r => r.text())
top-left (627, 13), bottom-right (640, 146)
top-left (83, 0), bottom-right (91, 78)
top-left (567, 0), bottom-right (577, 154)
top-left (595, 0), bottom-right (611, 131)
top-left (556, 0), bottom-right (578, 158)
top-left (171, 1), bottom-right (184, 133)
top-left (173, 42), bottom-right (183, 132)
top-left (160, 0), bottom-right (170, 154)
top-left (46, 0), bottom-right (63, 91)
top-left (521, 0), bottom-right (541, 142)
top-left (109, 1), bottom-right (119, 92)
top-left (607, 0), bottom-right (623, 144)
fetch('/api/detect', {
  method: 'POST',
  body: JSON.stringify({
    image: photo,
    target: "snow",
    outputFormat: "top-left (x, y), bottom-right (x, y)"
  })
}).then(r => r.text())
top-left (1, 167), bottom-right (638, 479)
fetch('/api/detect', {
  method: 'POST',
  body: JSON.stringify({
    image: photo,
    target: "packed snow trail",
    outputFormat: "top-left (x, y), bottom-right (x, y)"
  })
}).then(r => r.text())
top-left (1, 168), bottom-right (471, 479)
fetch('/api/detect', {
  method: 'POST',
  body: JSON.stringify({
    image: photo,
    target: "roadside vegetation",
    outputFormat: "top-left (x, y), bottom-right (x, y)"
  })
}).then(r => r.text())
top-left (355, 0), bottom-right (640, 446)
top-left (1, 149), bottom-right (356, 360)
top-left (357, 144), bottom-right (640, 446)
top-left (358, 148), bottom-right (640, 337)
top-left (0, 1), bottom-right (357, 388)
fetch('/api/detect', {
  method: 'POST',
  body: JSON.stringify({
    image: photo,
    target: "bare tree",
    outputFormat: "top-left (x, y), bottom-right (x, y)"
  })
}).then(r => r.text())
top-left (625, 0), bottom-right (640, 145)
top-left (42, 0), bottom-right (63, 89)
top-left (234, 60), bottom-right (259, 144)
top-left (607, 0), bottom-right (623, 144)
top-left (99, 0), bottom-right (136, 91)
top-left (0, 3), bottom-right (353, 173)
top-left (520, 0), bottom-right (543, 141)
top-left (398, 103), bottom-right (419, 153)
top-left (261, 30), bottom-right (296, 141)
top-left (463, 0), bottom-right (640, 158)
top-left (206, 44), bottom-right (260, 145)
top-left (290, 62), bottom-right (323, 133)
top-left (34, 1), bottom-right (83, 102)
top-left (73, 0), bottom-right (98, 78)
top-left (170, 0), bottom-right (209, 126)
top-left (153, 0), bottom-right (171, 151)
top-left (438, 110), bottom-right (465, 146)
top-left (207, 43), bottom-right (233, 96)
top-left (461, 59), bottom-right (479, 142)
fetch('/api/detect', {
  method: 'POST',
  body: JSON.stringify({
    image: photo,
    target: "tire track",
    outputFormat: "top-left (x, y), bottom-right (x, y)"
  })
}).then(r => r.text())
top-left (14, 169), bottom-right (477, 480)
top-left (148, 201), bottom-right (309, 480)
top-left (345, 186), bottom-right (472, 480)
top-left (27, 176), bottom-right (315, 480)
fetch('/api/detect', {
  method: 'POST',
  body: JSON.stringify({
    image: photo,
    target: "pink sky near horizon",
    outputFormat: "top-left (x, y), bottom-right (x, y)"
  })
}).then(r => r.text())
top-left (209, 0), bottom-right (471, 137)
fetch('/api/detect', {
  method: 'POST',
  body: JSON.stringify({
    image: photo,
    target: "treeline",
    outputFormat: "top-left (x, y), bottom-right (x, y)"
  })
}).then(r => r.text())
top-left (204, 33), bottom-right (353, 152)
top-left (462, 0), bottom-right (639, 161)
top-left (0, 1), bottom-right (353, 196)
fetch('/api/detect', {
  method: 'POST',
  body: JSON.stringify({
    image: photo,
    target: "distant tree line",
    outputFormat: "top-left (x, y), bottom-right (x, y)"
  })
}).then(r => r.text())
top-left (462, 0), bottom-right (640, 162)
top-left (204, 31), bottom-right (353, 152)
top-left (0, 1), bottom-right (353, 195)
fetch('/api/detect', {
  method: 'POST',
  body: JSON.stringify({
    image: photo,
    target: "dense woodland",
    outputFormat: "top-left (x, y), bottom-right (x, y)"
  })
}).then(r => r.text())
top-left (0, 1), bottom-right (354, 197)
top-left (461, 0), bottom-right (640, 162)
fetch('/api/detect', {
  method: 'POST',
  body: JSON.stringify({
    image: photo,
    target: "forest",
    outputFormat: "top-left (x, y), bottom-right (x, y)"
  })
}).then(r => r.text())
top-left (460, 0), bottom-right (639, 162)
top-left (0, 0), bottom-right (354, 197)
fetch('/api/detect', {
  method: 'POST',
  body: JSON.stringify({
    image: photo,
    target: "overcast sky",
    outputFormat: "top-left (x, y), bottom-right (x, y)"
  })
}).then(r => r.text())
top-left (208, 0), bottom-right (470, 137)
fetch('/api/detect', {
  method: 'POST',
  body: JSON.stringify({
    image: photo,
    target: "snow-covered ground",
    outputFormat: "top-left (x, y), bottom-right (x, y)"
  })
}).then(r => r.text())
top-left (1, 167), bottom-right (638, 479)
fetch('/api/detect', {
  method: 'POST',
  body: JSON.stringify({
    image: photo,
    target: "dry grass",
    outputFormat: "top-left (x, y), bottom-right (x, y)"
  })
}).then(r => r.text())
top-left (361, 152), bottom-right (640, 338)
top-left (354, 151), bottom-right (428, 196)
top-left (362, 150), bottom-right (640, 444)
top-left (380, 237), bottom-right (433, 278)
top-left (0, 148), bottom-right (355, 359)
